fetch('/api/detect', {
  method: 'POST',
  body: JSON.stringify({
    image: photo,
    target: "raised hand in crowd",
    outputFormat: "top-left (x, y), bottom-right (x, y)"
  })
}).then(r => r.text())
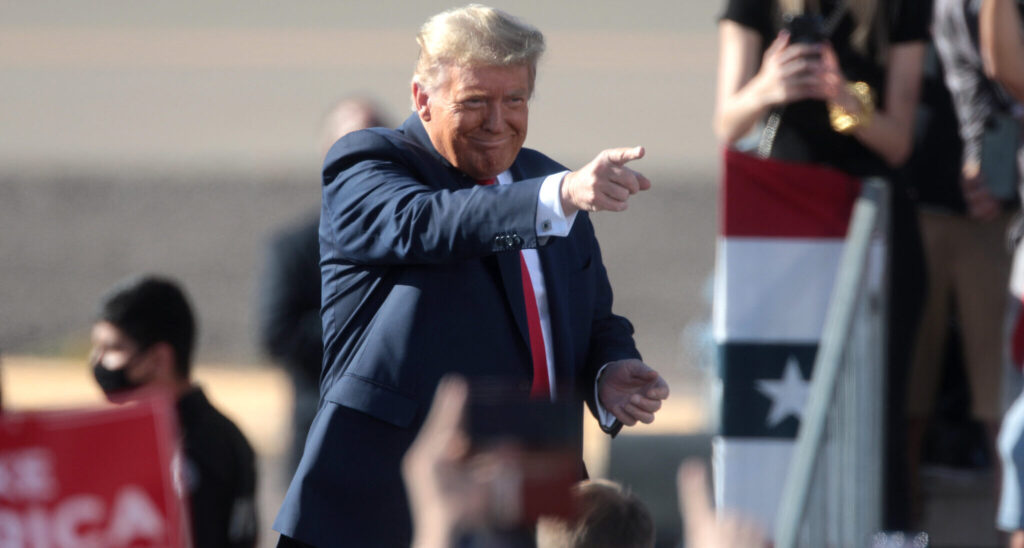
top-left (402, 375), bottom-right (523, 548)
top-left (678, 459), bottom-right (768, 548)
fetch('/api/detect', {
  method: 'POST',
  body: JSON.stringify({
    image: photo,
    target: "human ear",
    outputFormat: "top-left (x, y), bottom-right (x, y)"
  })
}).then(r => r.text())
top-left (146, 342), bottom-right (179, 383)
top-left (412, 81), bottom-right (432, 122)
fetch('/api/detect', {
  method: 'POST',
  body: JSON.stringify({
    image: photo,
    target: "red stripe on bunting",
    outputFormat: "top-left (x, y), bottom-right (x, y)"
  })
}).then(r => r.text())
top-left (721, 148), bottom-right (861, 239)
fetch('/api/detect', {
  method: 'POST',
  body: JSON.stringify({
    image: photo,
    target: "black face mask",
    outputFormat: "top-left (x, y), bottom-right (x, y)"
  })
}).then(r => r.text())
top-left (92, 358), bottom-right (145, 397)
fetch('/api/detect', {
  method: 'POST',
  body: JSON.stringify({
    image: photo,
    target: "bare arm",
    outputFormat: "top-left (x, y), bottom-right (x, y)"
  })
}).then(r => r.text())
top-left (980, 0), bottom-right (1024, 101)
top-left (824, 42), bottom-right (926, 166)
top-left (714, 21), bottom-right (771, 143)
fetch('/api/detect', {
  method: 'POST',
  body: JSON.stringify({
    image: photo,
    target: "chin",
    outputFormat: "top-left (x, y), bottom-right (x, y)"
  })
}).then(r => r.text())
top-left (460, 160), bottom-right (508, 180)
top-left (484, 153), bottom-right (518, 176)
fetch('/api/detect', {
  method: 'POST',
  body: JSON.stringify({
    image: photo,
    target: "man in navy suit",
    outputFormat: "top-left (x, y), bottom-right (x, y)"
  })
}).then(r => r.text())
top-left (274, 5), bottom-right (669, 547)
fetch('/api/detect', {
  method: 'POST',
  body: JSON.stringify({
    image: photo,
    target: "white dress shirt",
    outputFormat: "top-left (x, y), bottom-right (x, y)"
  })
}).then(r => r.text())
top-left (496, 170), bottom-right (617, 428)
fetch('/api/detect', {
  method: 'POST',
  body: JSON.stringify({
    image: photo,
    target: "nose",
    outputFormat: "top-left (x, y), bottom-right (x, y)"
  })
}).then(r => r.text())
top-left (482, 101), bottom-right (503, 132)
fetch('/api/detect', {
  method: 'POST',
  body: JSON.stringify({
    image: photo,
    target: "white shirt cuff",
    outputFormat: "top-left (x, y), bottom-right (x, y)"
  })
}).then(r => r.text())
top-left (537, 171), bottom-right (577, 238)
top-left (594, 362), bottom-right (617, 428)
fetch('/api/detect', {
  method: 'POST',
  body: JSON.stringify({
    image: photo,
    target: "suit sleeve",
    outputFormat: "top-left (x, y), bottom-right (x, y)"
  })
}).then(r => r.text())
top-left (322, 132), bottom-right (545, 265)
top-left (575, 217), bottom-right (642, 430)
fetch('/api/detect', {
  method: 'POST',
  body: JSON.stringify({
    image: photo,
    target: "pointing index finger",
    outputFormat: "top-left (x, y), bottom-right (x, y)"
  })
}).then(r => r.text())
top-left (605, 146), bottom-right (645, 166)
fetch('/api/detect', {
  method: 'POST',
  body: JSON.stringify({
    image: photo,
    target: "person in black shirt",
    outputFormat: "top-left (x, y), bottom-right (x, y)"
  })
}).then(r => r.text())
top-left (90, 275), bottom-right (258, 548)
top-left (716, 0), bottom-right (930, 174)
top-left (715, 0), bottom-right (930, 530)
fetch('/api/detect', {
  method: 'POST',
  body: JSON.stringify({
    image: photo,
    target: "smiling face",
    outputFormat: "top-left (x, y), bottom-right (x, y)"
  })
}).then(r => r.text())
top-left (414, 63), bottom-right (530, 180)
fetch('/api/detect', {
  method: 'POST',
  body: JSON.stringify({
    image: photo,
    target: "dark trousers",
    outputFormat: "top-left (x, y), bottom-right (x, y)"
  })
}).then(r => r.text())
top-left (884, 185), bottom-right (926, 531)
top-left (277, 535), bottom-right (316, 548)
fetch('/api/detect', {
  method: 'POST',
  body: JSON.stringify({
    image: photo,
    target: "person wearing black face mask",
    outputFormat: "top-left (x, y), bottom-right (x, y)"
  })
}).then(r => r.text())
top-left (91, 347), bottom-right (151, 396)
top-left (90, 275), bottom-right (258, 548)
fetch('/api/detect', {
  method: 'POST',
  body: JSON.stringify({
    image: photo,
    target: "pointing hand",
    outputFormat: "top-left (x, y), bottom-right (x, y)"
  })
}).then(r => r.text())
top-left (561, 146), bottom-right (651, 215)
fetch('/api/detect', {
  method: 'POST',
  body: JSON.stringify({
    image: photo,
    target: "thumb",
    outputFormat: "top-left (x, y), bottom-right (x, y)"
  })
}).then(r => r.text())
top-left (628, 360), bottom-right (656, 377)
top-left (604, 146), bottom-right (645, 166)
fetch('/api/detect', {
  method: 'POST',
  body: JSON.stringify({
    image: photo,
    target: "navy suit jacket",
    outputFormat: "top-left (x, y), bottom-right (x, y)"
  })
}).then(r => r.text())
top-left (274, 114), bottom-right (640, 547)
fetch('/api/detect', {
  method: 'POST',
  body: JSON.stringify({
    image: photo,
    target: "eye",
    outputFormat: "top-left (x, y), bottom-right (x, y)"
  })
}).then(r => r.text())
top-left (462, 98), bottom-right (485, 108)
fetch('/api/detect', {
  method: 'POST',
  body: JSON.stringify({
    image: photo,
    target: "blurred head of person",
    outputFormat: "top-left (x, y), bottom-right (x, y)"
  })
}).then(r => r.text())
top-left (536, 479), bottom-right (655, 548)
top-left (90, 275), bottom-right (195, 401)
top-left (319, 97), bottom-right (389, 159)
top-left (410, 4), bottom-right (545, 180)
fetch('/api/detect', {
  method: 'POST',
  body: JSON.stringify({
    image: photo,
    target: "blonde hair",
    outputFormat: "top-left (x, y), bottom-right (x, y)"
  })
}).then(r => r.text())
top-left (412, 4), bottom-right (545, 95)
top-left (779, 0), bottom-right (887, 64)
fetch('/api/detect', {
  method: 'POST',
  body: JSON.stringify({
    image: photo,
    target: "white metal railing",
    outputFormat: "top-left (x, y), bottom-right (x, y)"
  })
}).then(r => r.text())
top-left (774, 179), bottom-right (891, 548)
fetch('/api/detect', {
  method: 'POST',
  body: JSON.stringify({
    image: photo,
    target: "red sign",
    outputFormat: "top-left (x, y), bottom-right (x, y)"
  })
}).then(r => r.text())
top-left (0, 395), bottom-right (188, 548)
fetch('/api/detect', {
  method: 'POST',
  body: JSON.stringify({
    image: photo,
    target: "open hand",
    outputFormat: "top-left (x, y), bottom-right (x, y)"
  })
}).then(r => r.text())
top-left (597, 359), bottom-right (669, 426)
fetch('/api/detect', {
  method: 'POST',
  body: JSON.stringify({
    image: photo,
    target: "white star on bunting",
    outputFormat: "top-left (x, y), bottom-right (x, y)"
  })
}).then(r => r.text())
top-left (756, 356), bottom-right (810, 428)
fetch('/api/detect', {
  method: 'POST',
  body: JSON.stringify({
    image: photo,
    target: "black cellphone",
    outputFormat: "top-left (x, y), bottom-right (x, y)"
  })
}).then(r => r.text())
top-left (784, 13), bottom-right (826, 45)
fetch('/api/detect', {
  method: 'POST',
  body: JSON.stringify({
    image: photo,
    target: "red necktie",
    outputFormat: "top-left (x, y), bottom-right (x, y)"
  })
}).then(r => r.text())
top-left (478, 178), bottom-right (551, 398)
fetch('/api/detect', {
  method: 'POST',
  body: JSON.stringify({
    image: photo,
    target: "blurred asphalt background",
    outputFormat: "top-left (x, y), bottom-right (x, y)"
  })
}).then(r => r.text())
top-left (2, 1), bottom-right (727, 546)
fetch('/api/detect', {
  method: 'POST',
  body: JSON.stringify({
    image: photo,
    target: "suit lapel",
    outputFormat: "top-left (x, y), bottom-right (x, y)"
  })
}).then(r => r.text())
top-left (494, 252), bottom-right (531, 352)
top-left (500, 159), bottom-right (534, 355)
top-left (508, 158), bottom-right (577, 386)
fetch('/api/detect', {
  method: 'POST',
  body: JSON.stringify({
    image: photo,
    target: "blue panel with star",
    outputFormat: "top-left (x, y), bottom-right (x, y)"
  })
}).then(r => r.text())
top-left (717, 343), bottom-right (817, 438)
